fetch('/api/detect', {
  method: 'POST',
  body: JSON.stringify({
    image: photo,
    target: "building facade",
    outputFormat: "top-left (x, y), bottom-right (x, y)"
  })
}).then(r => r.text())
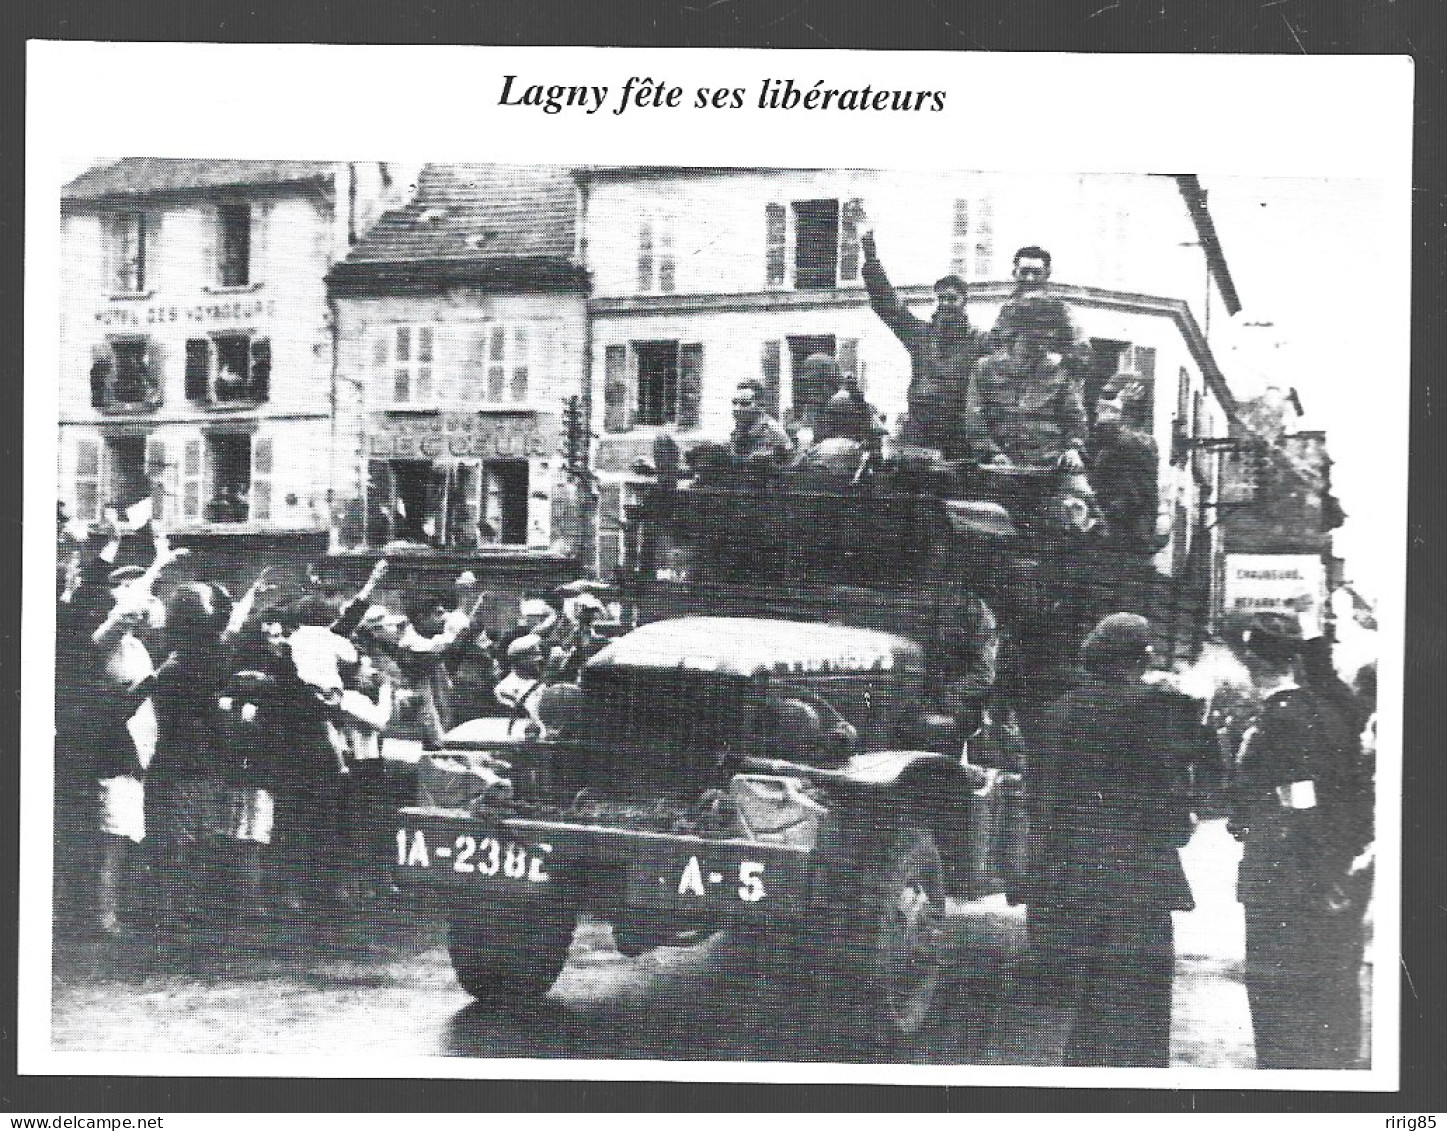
top-left (325, 164), bottom-right (591, 606)
top-left (59, 158), bottom-right (418, 578)
top-left (580, 167), bottom-right (1241, 584)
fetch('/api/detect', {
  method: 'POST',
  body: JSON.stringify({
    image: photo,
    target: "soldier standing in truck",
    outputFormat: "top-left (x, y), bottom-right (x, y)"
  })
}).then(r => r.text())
top-left (861, 228), bottom-right (984, 458)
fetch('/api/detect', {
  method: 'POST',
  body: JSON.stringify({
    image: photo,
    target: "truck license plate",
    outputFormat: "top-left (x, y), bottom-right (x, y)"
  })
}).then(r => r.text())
top-left (395, 827), bottom-right (552, 885)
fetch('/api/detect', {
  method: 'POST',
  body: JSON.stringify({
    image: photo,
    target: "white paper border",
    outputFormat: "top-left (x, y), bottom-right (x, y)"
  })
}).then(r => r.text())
top-left (24, 41), bottom-right (1413, 1092)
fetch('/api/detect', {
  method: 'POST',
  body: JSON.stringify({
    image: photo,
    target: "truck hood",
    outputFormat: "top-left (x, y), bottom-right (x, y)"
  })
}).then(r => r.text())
top-left (586, 616), bottom-right (924, 679)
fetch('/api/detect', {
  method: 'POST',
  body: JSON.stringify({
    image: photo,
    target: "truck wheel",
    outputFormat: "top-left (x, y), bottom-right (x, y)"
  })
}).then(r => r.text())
top-left (824, 824), bottom-right (948, 1046)
top-left (446, 895), bottom-right (576, 1001)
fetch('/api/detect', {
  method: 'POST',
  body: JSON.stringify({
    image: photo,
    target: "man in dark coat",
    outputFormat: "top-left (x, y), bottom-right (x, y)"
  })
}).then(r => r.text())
top-left (1025, 613), bottom-right (1207, 1067)
top-left (1226, 612), bottom-right (1373, 1069)
top-left (861, 229), bottom-right (984, 457)
top-left (1088, 385), bottom-right (1161, 551)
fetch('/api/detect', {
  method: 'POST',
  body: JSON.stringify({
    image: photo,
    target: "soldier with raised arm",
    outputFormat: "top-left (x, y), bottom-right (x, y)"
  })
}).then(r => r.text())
top-left (861, 229), bottom-right (984, 458)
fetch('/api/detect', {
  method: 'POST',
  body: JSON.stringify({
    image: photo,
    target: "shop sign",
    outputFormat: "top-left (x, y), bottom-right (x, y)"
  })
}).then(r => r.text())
top-left (93, 298), bottom-right (278, 329)
top-left (367, 411), bottom-right (558, 460)
top-left (1224, 553), bottom-right (1327, 629)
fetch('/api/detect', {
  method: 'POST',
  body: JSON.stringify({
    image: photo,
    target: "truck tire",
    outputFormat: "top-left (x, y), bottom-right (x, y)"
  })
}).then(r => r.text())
top-left (818, 822), bottom-right (948, 1049)
top-left (446, 894), bottom-right (576, 1001)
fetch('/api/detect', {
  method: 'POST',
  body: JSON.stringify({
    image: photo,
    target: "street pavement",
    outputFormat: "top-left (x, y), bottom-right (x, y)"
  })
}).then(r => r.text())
top-left (48, 818), bottom-right (1260, 1066)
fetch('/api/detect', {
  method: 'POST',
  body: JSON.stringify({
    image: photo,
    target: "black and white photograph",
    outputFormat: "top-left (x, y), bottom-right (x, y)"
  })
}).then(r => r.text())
top-left (22, 44), bottom-right (1413, 1092)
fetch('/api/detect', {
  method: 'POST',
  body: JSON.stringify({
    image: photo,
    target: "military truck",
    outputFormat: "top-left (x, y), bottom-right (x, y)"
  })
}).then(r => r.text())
top-left (388, 455), bottom-right (1198, 1046)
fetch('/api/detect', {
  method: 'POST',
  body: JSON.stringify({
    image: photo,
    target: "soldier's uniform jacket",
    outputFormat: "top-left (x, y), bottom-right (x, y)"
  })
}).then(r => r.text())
top-left (964, 350), bottom-right (1089, 466)
top-left (1089, 424), bottom-right (1160, 547)
top-left (861, 255), bottom-right (983, 454)
top-left (729, 413), bottom-right (795, 465)
top-left (1233, 682), bottom-right (1371, 910)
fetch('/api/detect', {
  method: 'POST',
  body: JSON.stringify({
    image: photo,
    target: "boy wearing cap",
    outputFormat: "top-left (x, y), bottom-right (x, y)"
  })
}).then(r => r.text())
top-left (1227, 612), bottom-right (1373, 1069)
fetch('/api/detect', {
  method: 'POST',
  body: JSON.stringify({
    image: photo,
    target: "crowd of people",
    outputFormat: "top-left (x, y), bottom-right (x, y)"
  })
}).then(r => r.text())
top-left (54, 516), bottom-right (613, 967)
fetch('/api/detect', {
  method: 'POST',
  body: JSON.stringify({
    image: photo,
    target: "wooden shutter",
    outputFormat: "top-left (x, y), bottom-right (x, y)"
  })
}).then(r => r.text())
top-left (658, 218), bottom-right (676, 293)
top-left (487, 324), bottom-right (507, 403)
top-left (250, 435), bottom-right (273, 524)
top-left (761, 340), bottom-right (782, 415)
top-left (185, 339), bottom-right (211, 403)
top-left (839, 199), bottom-right (864, 282)
top-left (450, 462), bottom-right (481, 549)
top-left (251, 202), bottom-right (269, 286)
top-left (950, 198), bottom-right (970, 279)
top-left (372, 331), bottom-right (391, 402)
top-left (142, 212), bottom-right (161, 292)
top-left (603, 343), bottom-right (633, 433)
top-left (638, 219), bottom-right (654, 292)
top-left (973, 196), bottom-right (994, 278)
top-left (511, 324), bottom-right (529, 402)
top-left (181, 438), bottom-right (203, 522)
top-left (145, 436), bottom-right (170, 523)
top-left (597, 481), bottom-right (623, 580)
top-left (90, 344), bottom-right (113, 408)
top-left (250, 338), bottom-right (272, 402)
top-left (200, 205), bottom-right (219, 287)
top-left (677, 343), bottom-right (703, 430)
top-left (73, 437), bottom-right (102, 522)
top-left (765, 203), bottom-right (787, 287)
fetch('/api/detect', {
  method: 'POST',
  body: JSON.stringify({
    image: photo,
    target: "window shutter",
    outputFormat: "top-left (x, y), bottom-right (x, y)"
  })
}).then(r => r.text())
top-left (250, 338), bottom-right (272, 402)
top-left (90, 344), bottom-right (113, 408)
top-left (200, 205), bottom-right (219, 287)
top-left (487, 324), bottom-right (507, 403)
top-left (597, 482), bottom-right (623, 579)
top-left (638, 219), bottom-right (654, 293)
top-left (145, 436), bottom-right (169, 522)
top-left (181, 438), bottom-right (203, 522)
top-left (372, 331), bottom-right (390, 402)
top-left (973, 196), bottom-right (994, 278)
top-left (765, 203), bottom-right (787, 287)
top-left (186, 339), bottom-right (212, 403)
top-left (839, 199), bottom-right (864, 282)
top-left (603, 343), bottom-right (632, 433)
top-left (143, 212), bottom-right (161, 292)
top-left (250, 436), bottom-right (274, 524)
top-left (74, 437), bottom-right (102, 522)
top-left (950, 198), bottom-right (970, 279)
top-left (677, 343), bottom-right (704, 430)
top-left (511, 324), bottom-right (529, 402)
top-left (658, 219), bottom-right (676, 293)
top-left (251, 202), bottom-right (269, 286)
top-left (761, 339), bottom-right (782, 415)
top-left (1137, 346), bottom-right (1156, 384)
top-left (838, 338), bottom-right (859, 384)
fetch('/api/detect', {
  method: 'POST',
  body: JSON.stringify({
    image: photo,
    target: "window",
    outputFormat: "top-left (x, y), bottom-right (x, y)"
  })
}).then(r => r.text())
top-left (603, 341), bottom-right (703, 432)
top-left (90, 338), bottom-right (161, 411)
top-left (217, 204), bottom-right (252, 288)
top-left (203, 433), bottom-right (252, 523)
top-left (765, 198), bottom-right (864, 289)
top-left (949, 196), bottom-right (994, 280)
top-left (73, 437), bottom-right (102, 522)
top-left (109, 212), bottom-right (151, 293)
top-left (373, 325), bottom-right (435, 405)
top-left (638, 212), bottom-right (676, 294)
top-left (479, 323), bottom-right (527, 404)
top-left (367, 458), bottom-right (529, 548)
top-left (106, 436), bottom-right (150, 511)
top-left (186, 334), bottom-right (271, 404)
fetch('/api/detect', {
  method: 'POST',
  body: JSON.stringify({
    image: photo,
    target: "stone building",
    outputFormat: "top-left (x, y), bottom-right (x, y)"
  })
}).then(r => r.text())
top-left (325, 163), bottom-right (591, 608)
top-left (59, 158), bottom-right (418, 579)
top-left (579, 167), bottom-right (1241, 585)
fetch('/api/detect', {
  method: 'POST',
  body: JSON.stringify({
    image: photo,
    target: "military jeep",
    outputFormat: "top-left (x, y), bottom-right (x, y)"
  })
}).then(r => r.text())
top-left (389, 468), bottom-right (1165, 1045)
